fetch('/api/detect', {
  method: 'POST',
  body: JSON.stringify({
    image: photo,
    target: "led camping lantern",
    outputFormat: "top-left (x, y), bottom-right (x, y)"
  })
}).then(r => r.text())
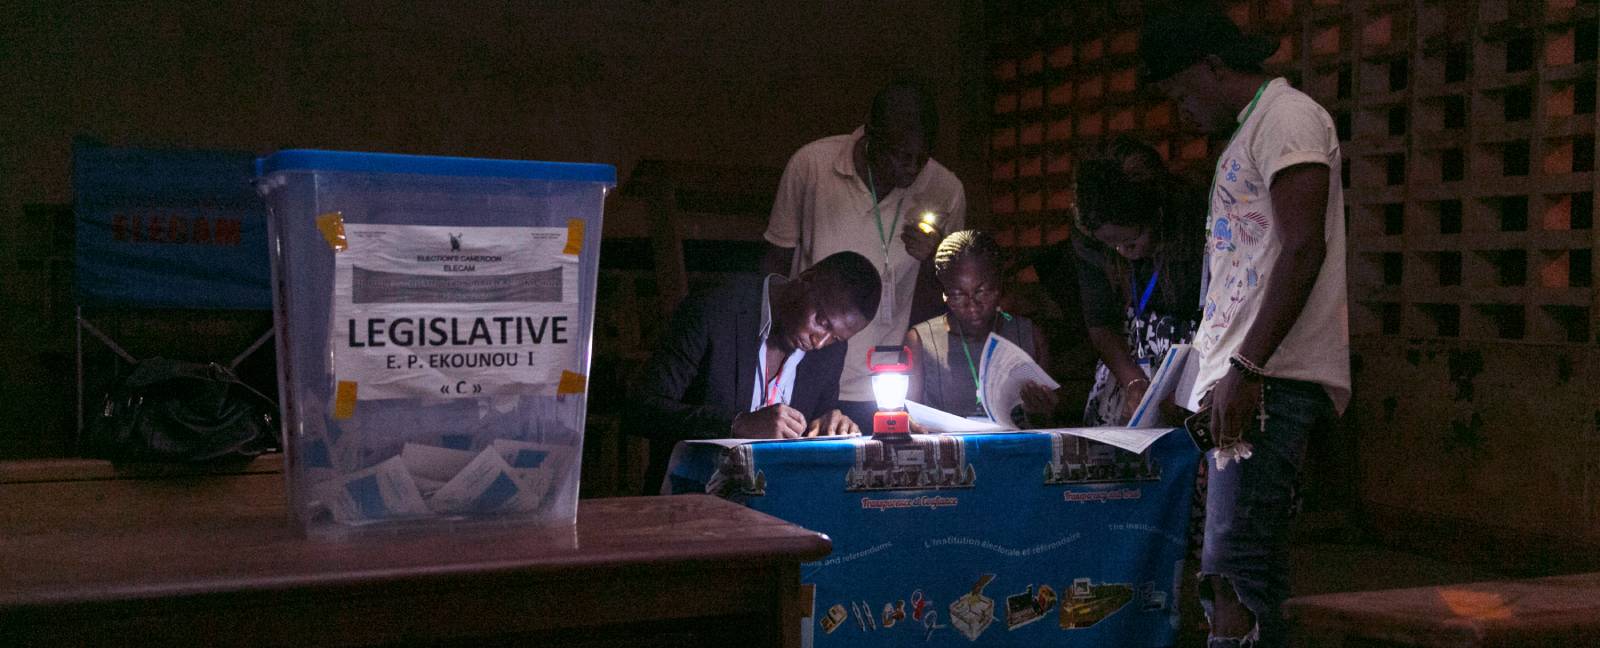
top-left (868, 345), bottom-right (914, 437)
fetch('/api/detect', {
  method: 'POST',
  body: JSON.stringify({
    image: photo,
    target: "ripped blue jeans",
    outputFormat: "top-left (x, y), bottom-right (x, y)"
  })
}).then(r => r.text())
top-left (1200, 377), bottom-right (1334, 647)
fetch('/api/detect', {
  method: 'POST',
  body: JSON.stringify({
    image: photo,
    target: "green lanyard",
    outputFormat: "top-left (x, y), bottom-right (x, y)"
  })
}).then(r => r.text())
top-left (1205, 79), bottom-right (1272, 239)
top-left (956, 322), bottom-right (983, 409)
top-left (953, 311), bottom-right (1011, 409)
top-left (864, 143), bottom-right (903, 271)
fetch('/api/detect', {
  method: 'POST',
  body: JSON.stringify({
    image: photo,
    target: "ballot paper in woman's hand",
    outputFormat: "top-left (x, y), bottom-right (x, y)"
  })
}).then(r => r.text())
top-left (977, 333), bottom-right (1060, 429)
top-left (1126, 344), bottom-right (1201, 427)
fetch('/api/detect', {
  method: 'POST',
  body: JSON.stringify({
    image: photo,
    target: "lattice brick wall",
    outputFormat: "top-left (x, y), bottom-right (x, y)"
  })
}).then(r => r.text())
top-left (986, 0), bottom-right (1599, 345)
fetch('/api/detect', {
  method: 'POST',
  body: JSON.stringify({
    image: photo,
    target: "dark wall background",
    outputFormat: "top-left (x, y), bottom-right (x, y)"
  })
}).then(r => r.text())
top-left (0, 1), bottom-right (987, 457)
top-left (982, 0), bottom-right (1600, 571)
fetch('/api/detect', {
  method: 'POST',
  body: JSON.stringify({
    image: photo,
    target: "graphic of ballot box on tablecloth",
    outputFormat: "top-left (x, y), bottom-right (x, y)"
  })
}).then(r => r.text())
top-left (257, 150), bottom-right (614, 537)
top-left (948, 573), bottom-right (996, 641)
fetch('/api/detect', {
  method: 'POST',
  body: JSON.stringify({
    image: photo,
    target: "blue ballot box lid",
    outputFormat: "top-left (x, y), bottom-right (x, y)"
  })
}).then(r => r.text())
top-left (256, 149), bottom-right (616, 185)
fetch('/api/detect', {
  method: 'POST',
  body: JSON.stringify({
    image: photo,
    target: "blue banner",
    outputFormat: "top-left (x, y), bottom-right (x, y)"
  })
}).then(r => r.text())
top-left (667, 430), bottom-right (1199, 647)
top-left (74, 143), bottom-right (270, 309)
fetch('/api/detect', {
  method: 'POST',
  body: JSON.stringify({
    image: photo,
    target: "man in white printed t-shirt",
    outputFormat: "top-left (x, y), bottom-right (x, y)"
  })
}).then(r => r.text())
top-left (1141, 5), bottom-right (1348, 648)
top-left (761, 79), bottom-right (967, 430)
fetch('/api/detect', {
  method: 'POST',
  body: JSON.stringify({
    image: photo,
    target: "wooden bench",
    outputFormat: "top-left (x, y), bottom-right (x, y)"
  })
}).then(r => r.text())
top-left (0, 457), bottom-right (830, 647)
top-left (1285, 572), bottom-right (1600, 647)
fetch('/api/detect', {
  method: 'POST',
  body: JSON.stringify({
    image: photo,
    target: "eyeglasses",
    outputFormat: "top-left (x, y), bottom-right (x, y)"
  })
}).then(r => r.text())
top-left (944, 286), bottom-right (1000, 307)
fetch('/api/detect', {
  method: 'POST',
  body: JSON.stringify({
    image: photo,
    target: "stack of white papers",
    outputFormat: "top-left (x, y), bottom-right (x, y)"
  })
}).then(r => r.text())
top-left (905, 400), bottom-right (1008, 433)
top-left (901, 401), bottom-right (1174, 454)
top-left (313, 439), bottom-right (572, 525)
top-left (896, 333), bottom-right (1180, 455)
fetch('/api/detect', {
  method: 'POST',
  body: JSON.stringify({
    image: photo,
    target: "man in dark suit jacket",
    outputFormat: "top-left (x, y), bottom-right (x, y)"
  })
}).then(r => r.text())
top-left (626, 251), bottom-right (883, 491)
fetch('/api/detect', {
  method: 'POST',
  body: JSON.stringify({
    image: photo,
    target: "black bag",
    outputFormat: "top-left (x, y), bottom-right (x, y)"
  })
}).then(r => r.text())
top-left (88, 358), bottom-right (280, 463)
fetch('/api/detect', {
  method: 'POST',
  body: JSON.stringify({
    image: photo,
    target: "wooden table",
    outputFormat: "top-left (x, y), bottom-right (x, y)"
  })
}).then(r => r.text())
top-left (0, 459), bottom-right (831, 647)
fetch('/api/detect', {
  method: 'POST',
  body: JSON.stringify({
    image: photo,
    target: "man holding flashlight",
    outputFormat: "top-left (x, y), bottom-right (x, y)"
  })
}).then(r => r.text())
top-left (627, 251), bottom-right (883, 492)
top-left (762, 79), bottom-right (968, 430)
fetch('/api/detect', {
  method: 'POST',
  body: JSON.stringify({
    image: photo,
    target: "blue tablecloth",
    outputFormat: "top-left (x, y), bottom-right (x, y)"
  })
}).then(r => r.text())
top-left (664, 429), bottom-right (1200, 647)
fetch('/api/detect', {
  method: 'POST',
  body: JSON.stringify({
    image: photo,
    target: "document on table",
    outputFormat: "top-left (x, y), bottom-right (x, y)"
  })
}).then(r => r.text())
top-left (906, 400), bottom-right (1009, 433)
top-left (977, 333), bottom-right (1060, 429)
top-left (1040, 426), bottom-right (1175, 454)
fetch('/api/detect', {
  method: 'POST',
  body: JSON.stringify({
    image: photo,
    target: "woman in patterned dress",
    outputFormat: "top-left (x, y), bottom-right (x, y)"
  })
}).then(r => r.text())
top-left (1073, 139), bottom-right (1211, 636)
top-left (1073, 137), bottom-right (1206, 426)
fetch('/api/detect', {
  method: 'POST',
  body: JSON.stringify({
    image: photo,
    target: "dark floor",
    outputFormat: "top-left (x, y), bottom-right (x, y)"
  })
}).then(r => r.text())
top-left (1170, 510), bottom-right (1506, 647)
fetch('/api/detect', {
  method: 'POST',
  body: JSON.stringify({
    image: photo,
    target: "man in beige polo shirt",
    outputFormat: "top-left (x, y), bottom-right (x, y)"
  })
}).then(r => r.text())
top-left (761, 80), bottom-right (968, 428)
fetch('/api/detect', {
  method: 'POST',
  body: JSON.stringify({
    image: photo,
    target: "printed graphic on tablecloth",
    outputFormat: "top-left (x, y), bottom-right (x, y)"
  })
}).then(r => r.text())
top-left (811, 576), bottom-right (1185, 642)
top-left (1138, 580), bottom-right (1168, 612)
top-left (1004, 583), bottom-right (1057, 631)
top-left (820, 603), bottom-right (849, 634)
top-left (820, 590), bottom-right (947, 638)
top-left (707, 444), bottom-right (765, 499)
top-left (331, 224), bottom-right (580, 401)
top-left (948, 574), bottom-right (997, 641)
top-left (880, 598), bottom-right (905, 628)
top-left (1058, 577), bottom-right (1134, 629)
top-left (1043, 431), bottom-right (1162, 485)
top-left (845, 436), bottom-right (975, 492)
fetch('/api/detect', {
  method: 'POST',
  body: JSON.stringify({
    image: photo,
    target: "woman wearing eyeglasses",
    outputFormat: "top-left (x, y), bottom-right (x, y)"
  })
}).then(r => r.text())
top-left (904, 229), bottom-right (1057, 423)
top-left (1074, 137), bottom-right (1206, 426)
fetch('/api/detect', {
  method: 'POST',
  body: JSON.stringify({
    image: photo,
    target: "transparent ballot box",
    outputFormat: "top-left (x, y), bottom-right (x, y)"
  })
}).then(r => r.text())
top-left (256, 150), bottom-right (614, 536)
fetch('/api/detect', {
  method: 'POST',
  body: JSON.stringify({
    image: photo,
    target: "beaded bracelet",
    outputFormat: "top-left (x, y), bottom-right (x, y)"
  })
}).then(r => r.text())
top-left (1228, 354), bottom-right (1267, 379)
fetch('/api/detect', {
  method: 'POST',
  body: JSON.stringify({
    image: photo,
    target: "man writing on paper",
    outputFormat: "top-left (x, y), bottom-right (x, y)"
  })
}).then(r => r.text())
top-left (626, 251), bottom-right (882, 492)
top-left (760, 78), bottom-right (967, 431)
top-left (1140, 5), bottom-right (1349, 647)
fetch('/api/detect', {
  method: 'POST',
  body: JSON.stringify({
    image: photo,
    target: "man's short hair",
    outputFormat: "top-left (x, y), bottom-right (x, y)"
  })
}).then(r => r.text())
top-left (868, 78), bottom-right (939, 148)
top-left (806, 251), bottom-right (882, 318)
top-left (1138, 3), bottom-right (1278, 83)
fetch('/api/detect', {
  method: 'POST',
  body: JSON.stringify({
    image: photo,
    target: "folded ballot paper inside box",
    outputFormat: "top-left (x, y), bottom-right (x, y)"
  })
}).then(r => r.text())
top-left (313, 439), bottom-right (574, 526)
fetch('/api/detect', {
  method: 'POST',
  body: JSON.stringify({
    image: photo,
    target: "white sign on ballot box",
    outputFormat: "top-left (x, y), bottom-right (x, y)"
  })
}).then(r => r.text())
top-left (330, 224), bottom-right (581, 401)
